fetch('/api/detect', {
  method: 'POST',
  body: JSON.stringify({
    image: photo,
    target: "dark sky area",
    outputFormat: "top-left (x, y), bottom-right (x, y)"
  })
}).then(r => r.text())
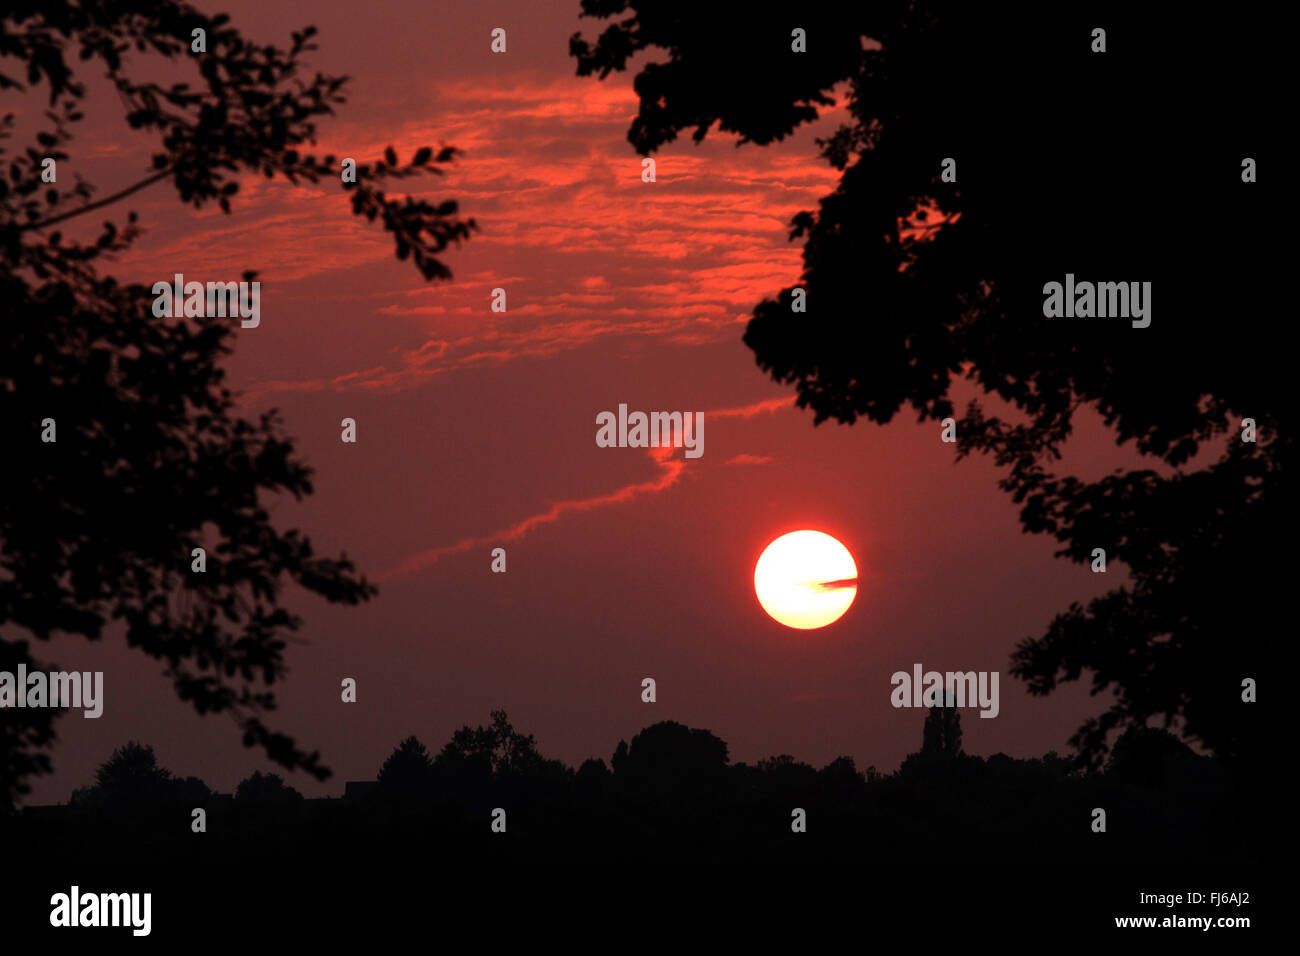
top-left (24, 0), bottom-right (1149, 802)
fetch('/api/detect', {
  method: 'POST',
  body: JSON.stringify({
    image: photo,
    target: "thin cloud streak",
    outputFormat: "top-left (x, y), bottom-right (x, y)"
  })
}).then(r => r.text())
top-left (378, 396), bottom-right (791, 580)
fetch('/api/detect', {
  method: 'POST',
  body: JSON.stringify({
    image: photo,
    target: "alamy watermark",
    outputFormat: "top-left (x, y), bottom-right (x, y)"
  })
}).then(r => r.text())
top-left (890, 663), bottom-right (999, 718)
top-left (152, 273), bottom-right (260, 328)
top-left (0, 666), bottom-right (103, 718)
top-left (596, 404), bottom-right (704, 458)
top-left (50, 886), bottom-right (150, 936)
top-left (1042, 274), bottom-right (1150, 328)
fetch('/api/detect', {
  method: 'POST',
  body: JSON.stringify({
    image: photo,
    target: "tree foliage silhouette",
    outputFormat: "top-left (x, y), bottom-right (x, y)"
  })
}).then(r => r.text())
top-left (31, 716), bottom-right (1251, 872)
top-left (614, 720), bottom-right (729, 796)
top-left (572, 1), bottom-right (1280, 767)
top-left (235, 770), bottom-right (303, 804)
top-left (435, 710), bottom-right (544, 779)
top-left (922, 700), bottom-right (962, 758)
top-left (0, 0), bottom-right (476, 808)
top-left (377, 735), bottom-right (435, 795)
top-left (69, 740), bottom-right (209, 810)
top-left (93, 741), bottom-right (169, 793)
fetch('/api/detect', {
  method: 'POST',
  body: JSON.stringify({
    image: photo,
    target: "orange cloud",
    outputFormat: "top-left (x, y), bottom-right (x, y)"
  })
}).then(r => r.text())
top-left (108, 69), bottom-right (844, 398)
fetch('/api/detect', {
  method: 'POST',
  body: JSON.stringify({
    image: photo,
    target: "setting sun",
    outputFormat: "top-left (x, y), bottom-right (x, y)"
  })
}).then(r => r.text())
top-left (754, 530), bottom-right (858, 630)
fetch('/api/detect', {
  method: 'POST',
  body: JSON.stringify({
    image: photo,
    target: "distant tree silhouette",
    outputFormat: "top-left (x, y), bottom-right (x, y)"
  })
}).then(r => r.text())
top-left (17, 717), bottom-right (1253, 872)
top-left (575, 756), bottom-right (612, 796)
top-left (614, 721), bottom-right (729, 795)
top-left (1, 0), bottom-right (476, 807)
top-left (572, 1), bottom-right (1279, 767)
top-left (173, 774), bottom-right (214, 805)
top-left (69, 741), bottom-right (208, 810)
top-left (610, 739), bottom-right (629, 775)
top-left (377, 736), bottom-right (435, 795)
top-left (435, 710), bottom-right (543, 779)
top-left (753, 754), bottom-right (817, 806)
top-left (818, 755), bottom-right (867, 797)
top-left (93, 741), bottom-right (170, 792)
top-left (922, 698), bottom-right (963, 757)
top-left (235, 770), bottom-right (303, 805)
top-left (756, 753), bottom-right (817, 780)
top-left (1103, 726), bottom-right (1203, 789)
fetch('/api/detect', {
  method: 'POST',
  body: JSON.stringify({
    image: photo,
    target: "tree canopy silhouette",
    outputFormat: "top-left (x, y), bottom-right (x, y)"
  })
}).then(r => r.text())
top-left (69, 740), bottom-right (209, 810)
top-left (613, 720), bottom-right (729, 795)
top-left (1, 0), bottom-right (475, 808)
top-left (27, 712), bottom-right (1252, 873)
top-left (234, 770), bottom-right (303, 805)
top-left (377, 735), bottom-right (435, 796)
top-left (572, 0), bottom-right (1280, 767)
top-left (435, 710), bottom-right (545, 780)
top-left (922, 700), bottom-right (962, 758)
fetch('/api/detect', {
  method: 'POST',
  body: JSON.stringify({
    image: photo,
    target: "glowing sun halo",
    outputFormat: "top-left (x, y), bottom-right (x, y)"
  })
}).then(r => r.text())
top-left (754, 531), bottom-right (858, 630)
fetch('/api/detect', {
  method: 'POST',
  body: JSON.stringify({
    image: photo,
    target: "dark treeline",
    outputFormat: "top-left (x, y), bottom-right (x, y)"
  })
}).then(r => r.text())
top-left (2, 709), bottom-right (1255, 869)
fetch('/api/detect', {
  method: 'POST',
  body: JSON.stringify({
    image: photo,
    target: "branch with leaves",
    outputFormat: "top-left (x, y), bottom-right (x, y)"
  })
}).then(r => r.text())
top-left (0, 0), bottom-right (475, 806)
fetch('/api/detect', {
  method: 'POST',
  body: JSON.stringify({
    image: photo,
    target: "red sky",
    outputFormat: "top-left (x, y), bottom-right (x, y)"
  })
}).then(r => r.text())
top-left (27, 0), bottom-right (1133, 801)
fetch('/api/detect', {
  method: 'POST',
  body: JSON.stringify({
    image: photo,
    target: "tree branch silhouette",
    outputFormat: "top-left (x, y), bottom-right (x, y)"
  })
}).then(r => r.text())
top-left (17, 167), bottom-right (174, 232)
top-left (572, 0), bottom-right (1278, 769)
top-left (1, 0), bottom-right (477, 808)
